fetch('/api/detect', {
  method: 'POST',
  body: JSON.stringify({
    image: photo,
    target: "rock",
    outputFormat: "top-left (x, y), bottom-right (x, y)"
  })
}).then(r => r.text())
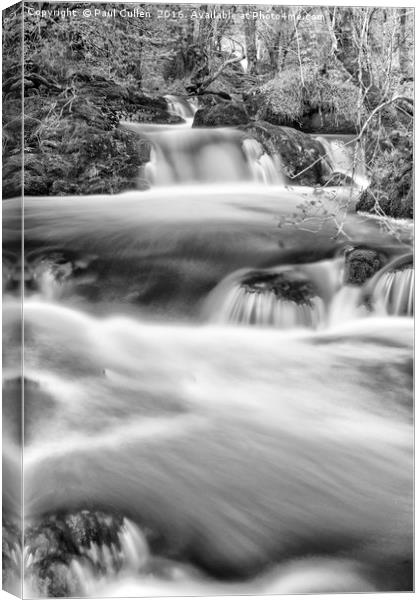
top-left (23, 510), bottom-right (126, 597)
top-left (241, 270), bottom-right (317, 306)
top-left (356, 127), bottom-right (413, 219)
top-left (240, 121), bottom-right (327, 185)
top-left (356, 174), bottom-right (413, 219)
top-left (3, 68), bottom-right (181, 198)
top-left (245, 69), bottom-right (360, 134)
top-left (344, 248), bottom-right (384, 285)
top-left (192, 102), bottom-right (250, 128)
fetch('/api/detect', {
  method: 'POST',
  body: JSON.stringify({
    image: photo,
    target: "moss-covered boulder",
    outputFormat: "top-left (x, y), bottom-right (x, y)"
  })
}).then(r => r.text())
top-left (245, 68), bottom-right (360, 134)
top-left (240, 121), bottom-right (327, 185)
top-left (3, 68), bottom-right (181, 198)
top-left (356, 128), bottom-right (412, 219)
top-left (344, 248), bottom-right (384, 285)
top-left (356, 171), bottom-right (413, 219)
top-left (192, 102), bottom-right (250, 128)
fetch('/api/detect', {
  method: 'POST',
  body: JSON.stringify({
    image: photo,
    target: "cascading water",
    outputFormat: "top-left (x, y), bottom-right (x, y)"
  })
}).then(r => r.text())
top-left (242, 138), bottom-right (285, 184)
top-left (141, 127), bottom-right (284, 186)
top-left (203, 266), bottom-right (327, 329)
top-left (2, 83), bottom-right (414, 596)
top-left (164, 94), bottom-right (198, 120)
top-left (368, 255), bottom-right (414, 316)
top-left (316, 134), bottom-right (370, 189)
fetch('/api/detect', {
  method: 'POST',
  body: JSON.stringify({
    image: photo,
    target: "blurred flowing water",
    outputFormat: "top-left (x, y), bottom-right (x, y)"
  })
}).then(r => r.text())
top-left (2, 96), bottom-right (414, 596)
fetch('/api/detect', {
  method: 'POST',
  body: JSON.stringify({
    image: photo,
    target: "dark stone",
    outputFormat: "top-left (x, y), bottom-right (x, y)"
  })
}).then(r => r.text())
top-left (356, 178), bottom-right (413, 219)
top-left (344, 248), bottom-right (384, 285)
top-left (192, 102), bottom-right (250, 128)
top-left (256, 105), bottom-right (357, 134)
top-left (241, 270), bottom-right (317, 306)
top-left (23, 510), bottom-right (126, 596)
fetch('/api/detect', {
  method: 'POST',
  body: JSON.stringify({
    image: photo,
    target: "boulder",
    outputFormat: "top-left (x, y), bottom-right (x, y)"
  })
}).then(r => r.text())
top-left (245, 69), bottom-right (360, 135)
top-left (3, 70), bottom-right (181, 198)
top-left (344, 248), bottom-right (384, 285)
top-left (192, 102), bottom-right (250, 128)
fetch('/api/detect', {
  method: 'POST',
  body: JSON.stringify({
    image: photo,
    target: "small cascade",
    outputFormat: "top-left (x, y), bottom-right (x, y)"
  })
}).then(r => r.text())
top-left (317, 135), bottom-right (369, 189)
top-left (205, 267), bottom-right (326, 329)
top-left (242, 138), bottom-right (285, 184)
top-left (371, 266), bottom-right (414, 316)
top-left (68, 518), bottom-right (149, 597)
top-left (143, 128), bottom-right (259, 186)
top-left (22, 514), bottom-right (150, 598)
top-left (328, 285), bottom-right (368, 326)
top-left (32, 258), bottom-right (73, 301)
top-left (164, 94), bottom-right (198, 120)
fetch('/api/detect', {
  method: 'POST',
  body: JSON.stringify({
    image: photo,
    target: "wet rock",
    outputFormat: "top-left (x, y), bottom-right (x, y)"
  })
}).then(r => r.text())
top-left (192, 102), bottom-right (250, 128)
top-left (241, 270), bottom-right (317, 306)
top-left (344, 248), bottom-right (384, 285)
top-left (240, 122), bottom-right (327, 185)
top-left (24, 510), bottom-right (125, 597)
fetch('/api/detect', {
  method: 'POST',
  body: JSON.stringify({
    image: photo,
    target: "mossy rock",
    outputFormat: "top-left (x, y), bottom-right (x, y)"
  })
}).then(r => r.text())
top-left (356, 179), bottom-right (413, 219)
top-left (241, 270), bottom-right (317, 306)
top-left (23, 510), bottom-right (126, 597)
top-left (192, 102), bottom-right (250, 128)
top-left (344, 248), bottom-right (384, 285)
top-left (245, 68), bottom-right (360, 134)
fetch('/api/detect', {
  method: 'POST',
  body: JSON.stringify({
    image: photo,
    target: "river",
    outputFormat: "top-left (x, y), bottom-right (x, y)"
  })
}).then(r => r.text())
top-left (2, 95), bottom-right (413, 597)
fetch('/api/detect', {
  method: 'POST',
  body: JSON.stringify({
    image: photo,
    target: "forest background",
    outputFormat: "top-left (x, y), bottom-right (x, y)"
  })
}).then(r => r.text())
top-left (2, 3), bottom-right (414, 219)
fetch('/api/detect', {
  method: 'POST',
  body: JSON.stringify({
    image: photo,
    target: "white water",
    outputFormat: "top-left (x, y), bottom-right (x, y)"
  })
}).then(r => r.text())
top-left (164, 94), bottom-right (198, 120)
top-left (2, 99), bottom-right (414, 596)
top-left (317, 134), bottom-right (370, 189)
top-left (3, 300), bottom-right (413, 596)
top-left (142, 128), bottom-right (284, 186)
top-left (372, 267), bottom-right (414, 316)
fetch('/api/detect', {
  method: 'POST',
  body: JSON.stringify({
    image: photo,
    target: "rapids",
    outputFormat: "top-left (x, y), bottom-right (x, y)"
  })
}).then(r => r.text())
top-left (2, 95), bottom-right (414, 596)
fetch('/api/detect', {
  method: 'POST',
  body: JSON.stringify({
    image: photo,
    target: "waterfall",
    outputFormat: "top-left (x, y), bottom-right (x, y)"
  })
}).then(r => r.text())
top-left (328, 285), bottom-right (368, 326)
top-left (164, 94), bottom-right (198, 120)
top-left (213, 285), bottom-right (325, 329)
top-left (242, 138), bottom-right (285, 184)
top-left (142, 128), bottom-right (284, 186)
top-left (371, 267), bottom-right (414, 316)
top-left (21, 515), bottom-right (150, 598)
top-left (316, 134), bottom-right (369, 189)
top-left (362, 254), bottom-right (414, 317)
top-left (68, 519), bottom-right (149, 597)
top-left (204, 265), bottom-right (331, 329)
top-left (3, 72), bottom-right (413, 595)
top-left (143, 128), bottom-right (253, 185)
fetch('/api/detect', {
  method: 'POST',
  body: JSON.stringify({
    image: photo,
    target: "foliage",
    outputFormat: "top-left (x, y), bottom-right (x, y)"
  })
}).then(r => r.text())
top-left (255, 67), bottom-right (362, 129)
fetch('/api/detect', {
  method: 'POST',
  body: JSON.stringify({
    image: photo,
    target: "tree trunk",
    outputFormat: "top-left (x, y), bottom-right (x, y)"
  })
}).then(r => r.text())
top-left (242, 6), bottom-right (258, 75)
top-left (334, 8), bottom-right (382, 109)
top-left (398, 9), bottom-right (411, 81)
